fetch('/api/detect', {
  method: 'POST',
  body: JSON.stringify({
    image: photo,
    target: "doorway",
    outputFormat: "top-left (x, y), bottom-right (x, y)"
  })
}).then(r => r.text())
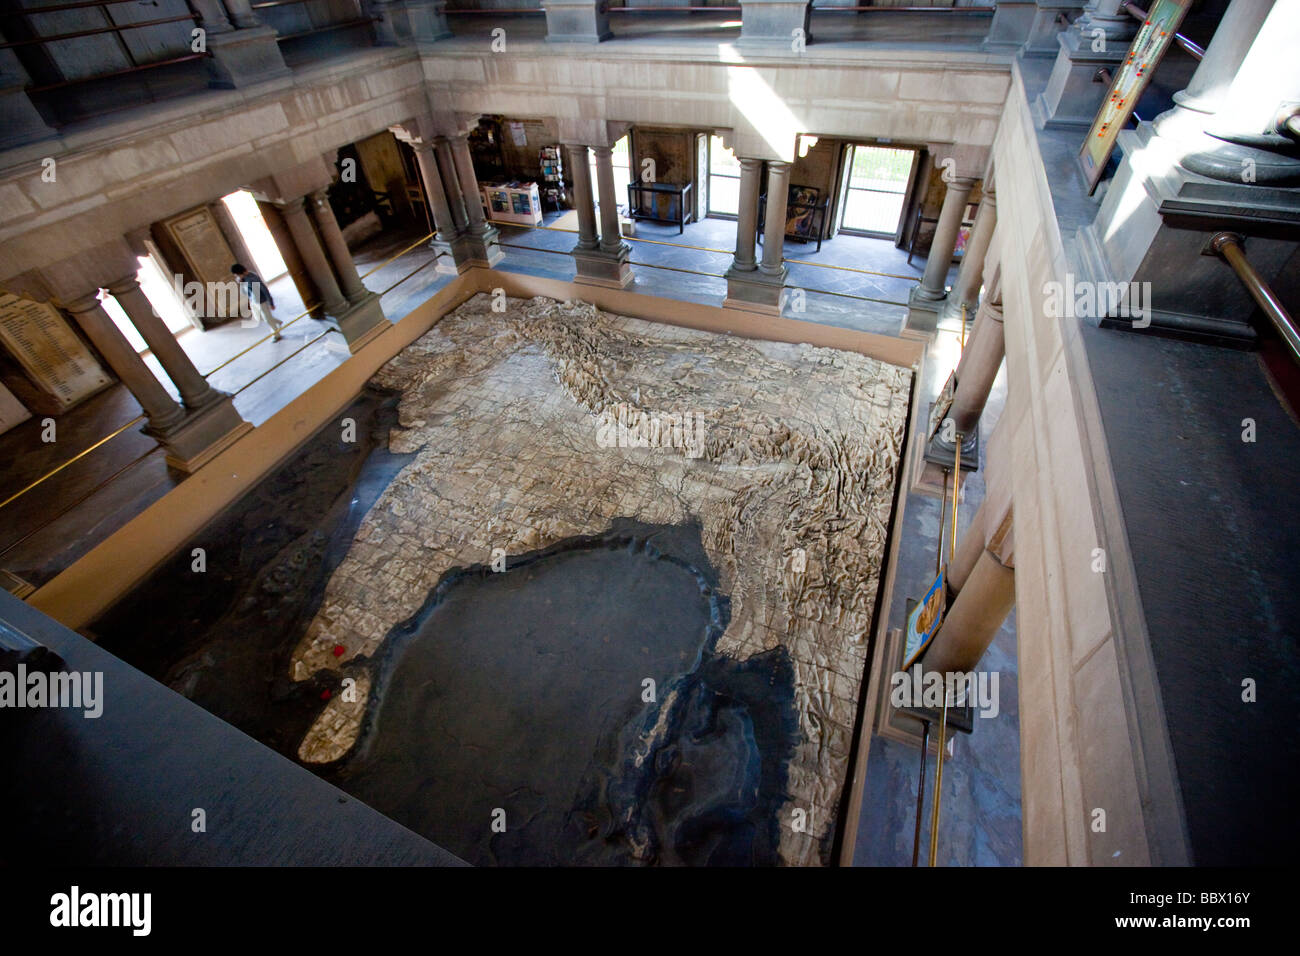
top-left (837, 145), bottom-right (916, 237)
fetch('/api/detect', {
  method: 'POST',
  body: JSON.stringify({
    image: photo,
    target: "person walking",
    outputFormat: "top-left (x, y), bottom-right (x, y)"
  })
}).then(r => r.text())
top-left (231, 263), bottom-right (283, 341)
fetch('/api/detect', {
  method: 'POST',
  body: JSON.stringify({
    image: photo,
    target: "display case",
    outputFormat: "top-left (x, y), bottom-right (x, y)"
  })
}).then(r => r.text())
top-left (481, 181), bottom-right (543, 226)
top-left (539, 146), bottom-right (568, 211)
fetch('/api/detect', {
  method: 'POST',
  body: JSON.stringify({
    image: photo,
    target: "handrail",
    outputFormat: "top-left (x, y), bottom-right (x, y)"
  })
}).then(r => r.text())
top-left (1210, 232), bottom-right (1300, 365)
top-left (1122, 1), bottom-right (1204, 60)
top-left (0, 13), bottom-right (199, 49)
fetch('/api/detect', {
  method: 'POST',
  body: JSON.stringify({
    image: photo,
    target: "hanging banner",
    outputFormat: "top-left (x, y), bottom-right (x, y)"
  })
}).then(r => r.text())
top-left (902, 569), bottom-right (947, 671)
top-left (1078, 0), bottom-right (1193, 194)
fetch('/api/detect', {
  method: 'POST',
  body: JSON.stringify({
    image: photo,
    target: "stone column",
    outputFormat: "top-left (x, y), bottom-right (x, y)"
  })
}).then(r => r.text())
top-left (1181, 1), bottom-right (1300, 185)
top-left (64, 293), bottom-right (185, 432)
top-left (737, 0), bottom-right (811, 51)
top-left (402, 0), bottom-right (453, 42)
top-left (1078, 0), bottom-right (1298, 343)
top-left (564, 143), bottom-right (600, 251)
top-left (1020, 0), bottom-right (1087, 59)
top-left (982, 0), bottom-right (1038, 54)
top-left (728, 157), bottom-right (764, 274)
top-left (407, 138), bottom-right (471, 274)
top-left (201, 0), bottom-right (290, 88)
top-left (573, 144), bottom-right (632, 288)
top-left (592, 145), bottom-right (625, 255)
top-left (1033, 0), bottom-right (1138, 129)
top-left (435, 138), bottom-right (469, 232)
top-left (411, 141), bottom-right (460, 242)
top-left (921, 547), bottom-right (1015, 676)
top-left (293, 191), bottom-right (390, 352)
top-left (1153, 0), bottom-right (1276, 140)
top-left (914, 175), bottom-right (976, 304)
top-left (947, 290), bottom-right (1004, 440)
top-left (309, 188), bottom-right (367, 304)
top-left (105, 275), bottom-right (221, 410)
top-left (541, 0), bottom-right (612, 43)
top-left (450, 133), bottom-right (503, 266)
top-left (759, 160), bottom-right (790, 277)
top-left (947, 179), bottom-right (996, 317)
top-left (222, 0), bottom-right (262, 28)
top-left (723, 159), bottom-right (788, 314)
top-left (189, 0), bottom-right (234, 34)
top-left (927, 282), bottom-right (1003, 465)
top-left (280, 196), bottom-right (348, 316)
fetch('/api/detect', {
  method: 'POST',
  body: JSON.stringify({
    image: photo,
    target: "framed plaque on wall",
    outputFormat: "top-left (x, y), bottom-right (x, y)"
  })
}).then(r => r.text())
top-left (161, 206), bottom-right (239, 289)
top-left (0, 292), bottom-right (112, 412)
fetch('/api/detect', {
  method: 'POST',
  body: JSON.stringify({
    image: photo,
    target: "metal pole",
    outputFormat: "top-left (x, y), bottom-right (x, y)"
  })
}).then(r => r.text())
top-left (928, 690), bottom-right (949, 867)
top-left (950, 440), bottom-right (961, 563)
top-left (912, 718), bottom-right (930, 866)
top-left (936, 470), bottom-right (949, 577)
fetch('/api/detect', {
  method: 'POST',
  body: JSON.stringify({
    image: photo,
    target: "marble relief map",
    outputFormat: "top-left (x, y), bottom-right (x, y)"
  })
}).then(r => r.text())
top-left (291, 292), bottom-right (912, 865)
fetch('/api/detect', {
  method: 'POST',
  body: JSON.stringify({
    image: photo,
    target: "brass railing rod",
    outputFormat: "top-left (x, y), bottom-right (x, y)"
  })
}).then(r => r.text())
top-left (1211, 232), bottom-right (1300, 364)
top-left (0, 444), bottom-right (161, 559)
top-left (528, 224), bottom-right (919, 281)
top-left (0, 414), bottom-right (146, 512)
top-left (358, 232), bottom-right (435, 281)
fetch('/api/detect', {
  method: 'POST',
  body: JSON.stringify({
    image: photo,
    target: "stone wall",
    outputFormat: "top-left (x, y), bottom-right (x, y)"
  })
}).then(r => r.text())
top-left (991, 61), bottom-right (1187, 866)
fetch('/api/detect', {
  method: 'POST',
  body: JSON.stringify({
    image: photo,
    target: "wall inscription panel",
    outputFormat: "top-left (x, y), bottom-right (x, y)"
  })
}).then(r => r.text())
top-left (0, 293), bottom-right (112, 410)
top-left (163, 206), bottom-right (238, 288)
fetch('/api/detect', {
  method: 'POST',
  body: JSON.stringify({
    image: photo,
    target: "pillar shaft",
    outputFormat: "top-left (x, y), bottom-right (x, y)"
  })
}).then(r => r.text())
top-left (411, 141), bottom-right (460, 241)
top-left (1206, 2), bottom-right (1300, 140)
top-left (922, 549), bottom-right (1015, 675)
top-left (222, 0), bottom-right (261, 28)
top-left (450, 134), bottom-right (488, 232)
top-left (949, 292), bottom-right (1004, 438)
top-left (565, 143), bottom-right (600, 250)
top-left (281, 197), bottom-right (347, 316)
top-left (435, 138), bottom-right (469, 231)
top-left (759, 161), bottom-right (791, 276)
top-left (106, 276), bottom-right (218, 410)
top-left (65, 294), bottom-right (184, 430)
top-left (948, 497), bottom-right (987, 596)
top-left (592, 145), bottom-right (624, 254)
top-left (189, 0), bottom-right (233, 33)
top-left (310, 188), bottom-right (367, 303)
top-left (917, 176), bottom-right (976, 301)
top-left (1173, 0), bottom-right (1275, 117)
top-left (949, 182), bottom-right (996, 314)
top-left (731, 157), bottom-right (763, 272)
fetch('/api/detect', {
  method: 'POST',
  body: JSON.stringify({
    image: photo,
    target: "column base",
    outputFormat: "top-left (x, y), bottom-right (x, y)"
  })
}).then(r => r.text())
top-left (542, 0), bottom-right (613, 42)
top-left (573, 245), bottom-right (634, 288)
top-left (0, 81), bottom-right (57, 150)
top-left (156, 394), bottom-right (253, 474)
top-left (400, 0), bottom-right (453, 43)
top-left (1019, 1), bottom-right (1085, 60)
top-left (980, 0), bottom-right (1036, 55)
top-left (905, 285), bottom-right (947, 335)
top-left (738, 0), bottom-right (811, 50)
top-left (205, 26), bottom-right (292, 89)
top-left (723, 267), bottom-right (785, 315)
top-left (325, 292), bottom-right (391, 354)
top-left (1033, 30), bottom-right (1133, 130)
top-left (462, 224), bottom-right (504, 268)
top-left (431, 236), bottom-right (472, 274)
top-left (1078, 123), bottom-right (1300, 346)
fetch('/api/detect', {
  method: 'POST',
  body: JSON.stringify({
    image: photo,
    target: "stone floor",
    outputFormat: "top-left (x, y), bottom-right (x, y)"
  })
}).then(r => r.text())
top-left (290, 290), bottom-right (913, 864)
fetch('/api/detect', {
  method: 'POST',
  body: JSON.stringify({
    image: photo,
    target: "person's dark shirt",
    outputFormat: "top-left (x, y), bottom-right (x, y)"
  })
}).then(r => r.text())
top-left (238, 272), bottom-right (274, 308)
